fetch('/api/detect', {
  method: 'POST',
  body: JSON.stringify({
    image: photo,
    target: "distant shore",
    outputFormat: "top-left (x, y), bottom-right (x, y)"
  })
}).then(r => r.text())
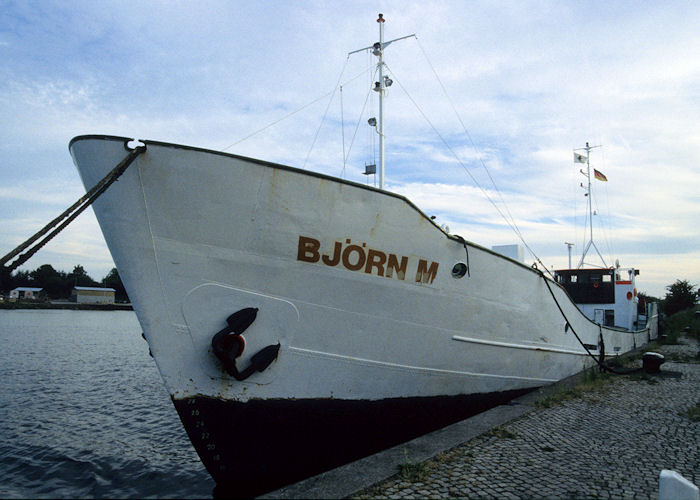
top-left (0, 301), bottom-right (133, 311)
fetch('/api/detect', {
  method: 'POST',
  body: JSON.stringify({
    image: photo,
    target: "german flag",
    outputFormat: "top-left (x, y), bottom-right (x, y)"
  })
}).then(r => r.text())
top-left (594, 169), bottom-right (608, 182)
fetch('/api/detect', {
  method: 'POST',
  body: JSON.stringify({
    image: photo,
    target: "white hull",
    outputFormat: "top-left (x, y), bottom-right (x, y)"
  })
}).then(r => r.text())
top-left (70, 135), bottom-right (657, 494)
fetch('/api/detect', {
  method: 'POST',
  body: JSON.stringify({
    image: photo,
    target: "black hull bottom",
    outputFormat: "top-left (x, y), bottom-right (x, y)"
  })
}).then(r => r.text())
top-left (173, 388), bottom-right (532, 498)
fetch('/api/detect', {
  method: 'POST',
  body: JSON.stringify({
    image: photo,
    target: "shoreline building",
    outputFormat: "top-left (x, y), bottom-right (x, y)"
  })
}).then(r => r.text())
top-left (70, 286), bottom-right (116, 305)
top-left (9, 287), bottom-right (44, 301)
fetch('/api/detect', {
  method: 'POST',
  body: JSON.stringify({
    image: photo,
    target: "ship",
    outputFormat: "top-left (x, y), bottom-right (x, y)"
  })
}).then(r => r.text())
top-left (69, 14), bottom-right (658, 498)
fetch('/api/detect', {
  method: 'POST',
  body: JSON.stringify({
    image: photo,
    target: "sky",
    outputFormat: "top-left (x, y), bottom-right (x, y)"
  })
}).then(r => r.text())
top-left (1, 0), bottom-right (699, 299)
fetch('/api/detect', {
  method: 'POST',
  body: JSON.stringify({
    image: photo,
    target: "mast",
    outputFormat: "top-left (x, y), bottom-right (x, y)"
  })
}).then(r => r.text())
top-left (575, 142), bottom-right (607, 269)
top-left (348, 14), bottom-right (414, 189)
top-left (377, 13), bottom-right (386, 189)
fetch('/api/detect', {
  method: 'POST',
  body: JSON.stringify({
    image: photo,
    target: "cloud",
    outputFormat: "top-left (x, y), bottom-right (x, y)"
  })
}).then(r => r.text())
top-left (1, 0), bottom-right (699, 301)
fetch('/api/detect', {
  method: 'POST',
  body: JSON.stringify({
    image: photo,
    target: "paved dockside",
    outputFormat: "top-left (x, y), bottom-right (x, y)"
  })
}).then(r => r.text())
top-left (266, 337), bottom-right (699, 499)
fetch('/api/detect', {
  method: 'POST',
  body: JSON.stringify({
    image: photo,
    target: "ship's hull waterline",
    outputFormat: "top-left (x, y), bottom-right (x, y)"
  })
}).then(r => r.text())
top-left (70, 136), bottom-right (655, 495)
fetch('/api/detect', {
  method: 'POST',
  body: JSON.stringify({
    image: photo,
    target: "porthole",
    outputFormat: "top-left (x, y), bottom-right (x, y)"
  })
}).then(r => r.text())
top-left (451, 262), bottom-right (468, 279)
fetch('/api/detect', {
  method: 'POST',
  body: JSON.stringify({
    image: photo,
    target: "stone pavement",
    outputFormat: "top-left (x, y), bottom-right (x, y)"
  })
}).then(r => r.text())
top-left (351, 336), bottom-right (699, 500)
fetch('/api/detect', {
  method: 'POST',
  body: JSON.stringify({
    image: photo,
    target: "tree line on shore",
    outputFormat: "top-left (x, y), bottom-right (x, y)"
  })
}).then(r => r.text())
top-left (611, 280), bottom-right (697, 318)
top-left (660, 279), bottom-right (698, 316)
top-left (1, 263), bottom-right (697, 315)
top-left (0, 264), bottom-right (128, 302)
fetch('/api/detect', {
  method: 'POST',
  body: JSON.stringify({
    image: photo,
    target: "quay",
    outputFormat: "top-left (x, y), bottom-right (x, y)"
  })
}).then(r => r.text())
top-left (266, 336), bottom-right (699, 499)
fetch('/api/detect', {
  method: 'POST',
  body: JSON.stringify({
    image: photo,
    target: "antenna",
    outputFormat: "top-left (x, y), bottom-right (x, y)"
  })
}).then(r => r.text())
top-left (348, 14), bottom-right (415, 189)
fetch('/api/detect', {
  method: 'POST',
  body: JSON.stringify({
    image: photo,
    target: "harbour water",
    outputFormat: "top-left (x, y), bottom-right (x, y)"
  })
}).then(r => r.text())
top-left (0, 310), bottom-right (213, 498)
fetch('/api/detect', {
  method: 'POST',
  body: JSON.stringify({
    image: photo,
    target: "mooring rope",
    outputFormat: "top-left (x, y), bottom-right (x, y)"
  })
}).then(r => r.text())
top-left (538, 270), bottom-right (641, 375)
top-left (1, 145), bottom-right (146, 273)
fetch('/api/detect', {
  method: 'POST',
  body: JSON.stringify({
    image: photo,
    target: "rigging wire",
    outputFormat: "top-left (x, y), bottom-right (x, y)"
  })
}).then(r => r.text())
top-left (341, 66), bottom-right (377, 178)
top-left (369, 59), bottom-right (377, 185)
top-left (414, 40), bottom-right (527, 242)
top-left (385, 59), bottom-right (551, 276)
top-left (220, 92), bottom-right (333, 152)
top-left (581, 170), bottom-right (590, 265)
top-left (221, 64), bottom-right (371, 154)
top-left (340, 85), bottom-right (346, 175)
top-left (592, 183), bottom-right (612, 265)
top-left (303, 57), bottom-right (351, 169)
top-left (579, 146), bottom-right (613, 269)
top-left (575, 164), bottom-right (587, 267)
top-left (598, 146), bottom-right (615, 263)
top-left (219, 39), bottom-right (564, 277)
top-left (569, 155), bottom-right (581, 268)
top-left (603, 183), bottom-right (614, 262)
top-left (410, 39), bottom-right (551, 274)
top-left (369, 47), bottom-right (375, 169)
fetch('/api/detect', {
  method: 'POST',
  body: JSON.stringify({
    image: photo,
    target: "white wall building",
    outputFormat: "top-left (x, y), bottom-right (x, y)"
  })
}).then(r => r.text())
top-left (9, 287), bottom-right (43, 300)
top-left (491, 244), bottom-right (525, 263)
top-left (71, 286), bottom-right (116, 304)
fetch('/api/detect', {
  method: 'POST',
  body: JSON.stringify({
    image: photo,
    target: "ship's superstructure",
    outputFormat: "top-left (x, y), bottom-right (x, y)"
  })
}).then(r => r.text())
top-left (554, 143), bottom-right (642, 331)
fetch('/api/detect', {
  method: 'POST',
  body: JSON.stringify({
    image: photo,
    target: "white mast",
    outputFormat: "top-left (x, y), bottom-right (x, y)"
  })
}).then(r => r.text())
top-left (377, 14), bottom-right (386, 189)
top-left (575, 142), bottom-right (607, 269)
top-left (348, 14), bottom-right (414, 189)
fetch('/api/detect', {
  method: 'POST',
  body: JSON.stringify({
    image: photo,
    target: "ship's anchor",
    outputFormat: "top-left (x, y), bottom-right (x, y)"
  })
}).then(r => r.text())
top-left (211, 307), bottom-right (280, 381)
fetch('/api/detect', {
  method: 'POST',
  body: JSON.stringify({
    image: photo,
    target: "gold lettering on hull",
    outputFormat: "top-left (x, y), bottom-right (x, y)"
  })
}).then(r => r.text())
top-left (296, 236), bottom-right (437, 285)
top-left (416, 259), bottom-right (439, 284)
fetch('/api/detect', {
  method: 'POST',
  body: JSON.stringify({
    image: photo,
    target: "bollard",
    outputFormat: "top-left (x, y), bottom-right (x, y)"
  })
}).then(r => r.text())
top-left (642, 352), bottom-right (664, 374)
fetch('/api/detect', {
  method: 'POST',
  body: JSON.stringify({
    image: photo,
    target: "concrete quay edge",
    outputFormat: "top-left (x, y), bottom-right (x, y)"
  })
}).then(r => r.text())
top-left (263, 361), bottom-right (607, 499)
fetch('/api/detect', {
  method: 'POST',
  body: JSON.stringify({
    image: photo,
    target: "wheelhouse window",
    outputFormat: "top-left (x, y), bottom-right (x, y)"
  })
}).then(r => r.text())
top-left (604, 310), bottom-right (615, 327)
